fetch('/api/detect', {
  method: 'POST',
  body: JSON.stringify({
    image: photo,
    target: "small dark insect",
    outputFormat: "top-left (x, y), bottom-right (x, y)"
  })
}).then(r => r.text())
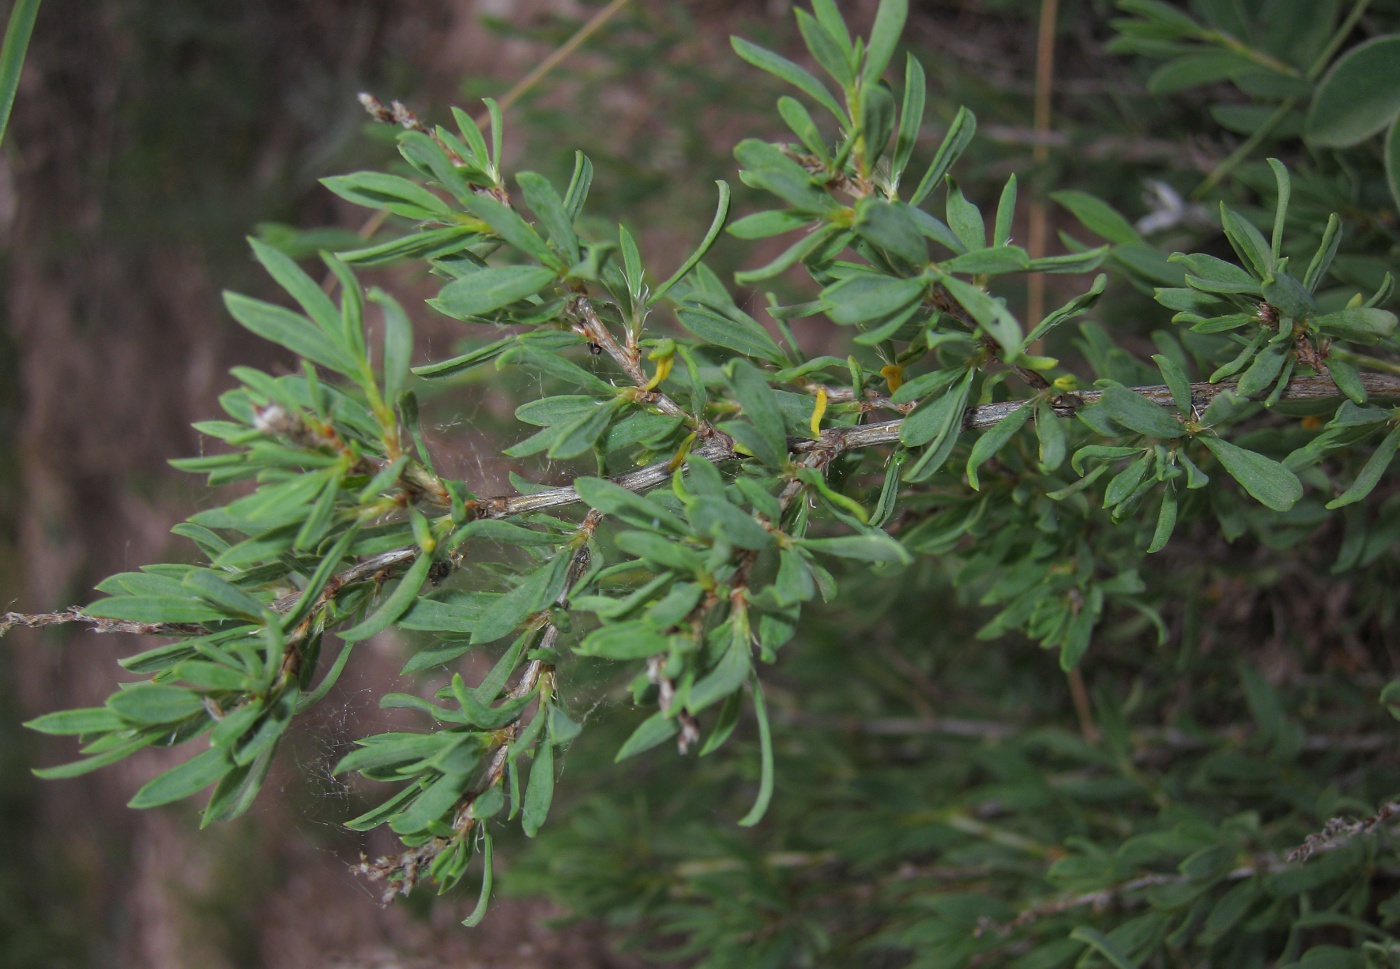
top-left (588, 342), bottom-right (604, 355)
top-left (427, 561), bottom-right (452, 585)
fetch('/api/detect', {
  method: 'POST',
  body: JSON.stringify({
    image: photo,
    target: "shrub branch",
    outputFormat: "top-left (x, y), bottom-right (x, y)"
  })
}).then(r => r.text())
top-left (6, 373), bottom-right (1399, 643)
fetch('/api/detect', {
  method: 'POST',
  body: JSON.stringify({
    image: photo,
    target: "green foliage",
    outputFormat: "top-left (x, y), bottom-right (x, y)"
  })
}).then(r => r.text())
top-left (0, 0), bottom-right (40, 149)
top-left (6, 0), bottom-right (1400, 963)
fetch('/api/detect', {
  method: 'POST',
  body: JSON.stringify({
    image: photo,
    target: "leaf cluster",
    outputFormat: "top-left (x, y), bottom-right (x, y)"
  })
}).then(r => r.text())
top-left (9, 0), bottom-right (1400, 961)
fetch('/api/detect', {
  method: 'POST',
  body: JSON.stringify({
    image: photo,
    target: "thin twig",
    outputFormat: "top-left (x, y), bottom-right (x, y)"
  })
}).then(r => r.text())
top-left (1026, 0), bottom-right (1059, 349)
top-left (787, 712), bottom-right (1394, 756)
top-left (485, 0), bottom-right (636, 120)
top-left (1065, 667), bottom-right (1099, 745)
top-left (982, 800), bottom-right (1400, 935)
top-left (7, 372), bottom-right (1399, 642)
top-left (357, 513), bottom-right (601, 902)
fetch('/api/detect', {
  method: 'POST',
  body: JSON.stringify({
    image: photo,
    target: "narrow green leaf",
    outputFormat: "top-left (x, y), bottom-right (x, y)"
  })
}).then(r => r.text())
top-left (1220, 203), bottom-right (1272, 277)
top-left (574, 477), bottom-right (689, 534)
top-left (688, 623), bottom-right (753, 712)
top-left (342, 784), bottom-right (419, 832)
top-left (993, 174), bottom-right (1017, 247)
top-left (1147, 50), bottom-right (1254, 93)
top-left (1148, 486), bottom-right (1179, 553)
top-left (248, 238), bottom-right (340, 335)
top-left (129, 747), bottom-right (234, 809)
top-left (1070, 926), bottom-right (1137, 969)
top-left (737, 677), bottom-right (774, 827)
top-left (864, 0), bottom-right (908, 83)
top-left (810, 0), bottom-right (852, 54)
top-left (796, 9), bottom-right (853, 89)
top-left (563, 150), bottom-right (593, 220)
top-left (547, 397), bottom-right (626, 460)
top-left (795, 467), bottom-right (868, 522)
top-left (1387, 115), bottom-right (1400, 213)
top-left (285, 525), bottom-right (360, 628)
top-left (108, 684), bottom-right (207, 724)
top-left (909, 106), bottom-right (975, 207)
top-left (521, 742), bottom-right (554, 837)
top-left (734, 223), bottom-right (844, 285)
top-left (431, 265), bottom-right (557, 320)
top-left (338, 552), bottom-right (434, 642)
top-left (293, 473), bottom-right (340, 552)
top-left (471, 557), bottom-right (566, 645)
top-left (319, 171), bottom-right (454, 220)
top-left (461, 831), bottom-right (494, 926)
top-left (614, 531), bottom-right (704, 573)
top-left (0, 0), bottom-right (41, 150)
top-left (398, 131), bottom-right (473, 204)
top-left (370, 288), bottom-right (413, 404)
top-left (944, 176), bottom-right (985, 251)
top-left (25, 707), bottom-right (124, 736)
top-left (853, 198), bottom-right (927, 264)
top-left (1099, 386), bottom-right (1186, 438)
top-left (893, 55), bottom-right (926, 185)
top-left (461, 194), bottom-right (559, 268)
top-left (728, 208), bottom-right (811, 240)
top-left (940, 246), bottom-right (1030, 275)
top-left (1305, 213), bottom-right (1343, 293)
top-left (676, 303), bottom-right (787, 365)
top-left (1026, 247), bottom-right (1109, 274)
top-left (202, 744), bottom-right (275, 825)
top-left (1051, 190), bottom-right (1141, 245)
top-left (615, 711), bottom-right (678, 761)
top-left (1026, 274), bottom-right (1106, 345)
top-left (901, 369), bottom-right (972, 447)
top-left (338, 226), bottom-right (479, 267)
top-left (731, 36), bottom-right (846, 120)
top-left (32, 735), bottom-right (156, 780)
top-left (1209, 329), bottom-right (1268, 382)
top-left (1327, 357), bottom-right (1367, 405)
top-left (517, 171), bottom-right (579, 264)
top-left (699, 691), bottom-right (744, 756)
top-left (1104, 454), bottom-right (1150, 507)
top-left (966, 399), bottom-right (1033, 489)
top-left (937, 275), bottom-right (1022, 355)
top-left (1035, 400), bottom-right (1067, 472)
top-left (578, 621), bottom-right (670, 660)
top-left (1152, 354), bottom-right (1192, 414)
top-left (735, 139), bottom-right (840, 215)
top-left (1200, 436), bottom-right (1302, 511)
top-left (651, 181), bottom-right (731, 305)
top-left (1326, 423), bottom-right (1400, 509)
top-left (796, 533), bottom-right (911, 564)
top-left (391, 772), bottom-right (467, 834)
top-left (174, 661), bottom-right (247, 692)
top-left (501, 345), bottom-right (615, 396)
top-left (485, 97), bottom-right (504, 172)
top-left (1304, 35), bottom-right (1400, 148)
top-left (689, 497), bottom-right (774, 550)
top-left (1236, 341), bottom-right (1288, 397)
top-left (1266, 158), bottom-right (1290, 263)
top-left (223, 292), bottom-right (356, 376)
top-left (726, 358), bottom-right (787, 468)
top-left (449, 105), bottom-right (490, 168)
top-left (398, 592), bottom-right (488, 637)
top-left (84, 595), bottom-right (226, 625)
top-left (618, 222), bottom-right (645, 306)
top-left (182, 570), bottom-right (269, 622)
top-left (413, 336), bottom-right (517, 379)
top-left (1314, 307), bottom-right (1398, 345)
top-left (823, 273), bottom-right (926, 326)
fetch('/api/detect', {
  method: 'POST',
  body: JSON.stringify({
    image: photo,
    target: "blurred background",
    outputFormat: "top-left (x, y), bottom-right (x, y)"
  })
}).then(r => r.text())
top-left (0, 0), bottom-right (1282, 965)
